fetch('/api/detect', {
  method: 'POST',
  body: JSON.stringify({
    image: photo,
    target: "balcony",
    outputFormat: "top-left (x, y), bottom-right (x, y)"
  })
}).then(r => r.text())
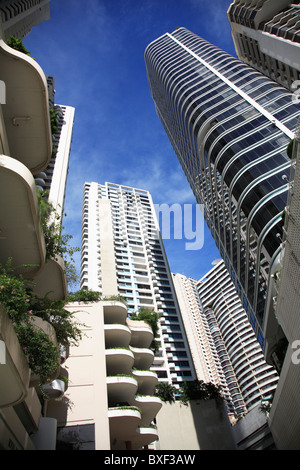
top-left (106, 375), bottom-right (138, 406)
top-left (0, 39), bottom-right (52, 174)
top-left (104, 324), bottom-right (131, 349)
top-left (133, 395), bottom-right (162, 426)
top-left (29, 316), bottom-right (61, 388)
top-left (42, 378), bottom-right (65, 400)
top-left (0, 154), bottom-right (45, 277)
top-left (32, 254), bottom-right (67, 301)
top-left (132, 369), bottom-right (158, 395)
top-left (126, 318), bottom-right (153, 349)
top-left (0, 305), bottom-right (30, 408)
top-left (0, 154), bottom-right (67, 300)
top-left (108, 406), bottom-right (142, 449)
top-left (132, 426), bottom-right (159, 450)
top-left (130, 346), bottom-right (154, 370)
top-left (104, 300), bottom-right (161, 449)
top-left (105, 348), bottom-right (134, 376)
top-left (103, 301), bottom-right (128, 324)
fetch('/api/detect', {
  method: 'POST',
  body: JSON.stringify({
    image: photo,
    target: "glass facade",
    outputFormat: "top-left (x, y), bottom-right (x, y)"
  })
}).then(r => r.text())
top-left (145, 27), bottom-right (300, 345)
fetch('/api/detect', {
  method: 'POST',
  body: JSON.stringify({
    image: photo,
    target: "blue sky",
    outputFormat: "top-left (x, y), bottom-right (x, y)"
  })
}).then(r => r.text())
top-left (24, 0), bottom-right (237, 288)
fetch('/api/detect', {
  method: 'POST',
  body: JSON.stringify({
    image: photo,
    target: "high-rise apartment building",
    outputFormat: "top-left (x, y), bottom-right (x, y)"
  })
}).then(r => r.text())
top-left (173, 263), bottom-right (279, 420)
top-left (34, 76), bottom-right (75, 219)
top-left (0, 0), bottom-right (50, 40)
top-left (196, 260), bottom-right (279, 414)
top-left (144, 27), bottom-right (300, 363)
top-left (172, 272), bottom-right (245, 420)
top-left (81, 181), bottom-right (196, 388)
top-left (227, 0), bottom-right (300, 90)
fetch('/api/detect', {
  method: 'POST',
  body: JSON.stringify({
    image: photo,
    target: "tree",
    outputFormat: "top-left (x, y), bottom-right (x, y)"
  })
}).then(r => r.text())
top-left (155, 382), bottom-right (177, 404)
top-left (6, 36), bottom-right (30, 55)
top-left (179, 380), bottom-right (222, 405)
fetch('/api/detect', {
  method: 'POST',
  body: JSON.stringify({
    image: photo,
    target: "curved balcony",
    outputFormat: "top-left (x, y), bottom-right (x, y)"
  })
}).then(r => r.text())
top-left (42, 367), bottom-right (68, 400)
top-left (126, 318), bottom-right (153, 349)
top-left (130, 346), bottom-right (154, 371)
top-left (104, 324), bottom-right (131, 349)
top-left (42, 378), bottom-right (65, 400)
top-left (105, 348), bottom-right (134, 376)
top-left (32, 255), bottom-right (67, 301)
top-left (132, 369), bottom-right (158, 395)
top-left (0, 154), bottom-right (45, 278)
top-left (29, 316), bottom-right (60, 387)
top-left (108, 407), bottom-right (141, 449)
top-left (132, 426), bottom-right (159, 450)
top-left (103, 301), bottom-right (128, 325)
top-left (133, 395), bottom-right (162, 426)
top-left (106, 375), bottom-right (138, 407)
top-left (0, 40), bottom-right (52, 173)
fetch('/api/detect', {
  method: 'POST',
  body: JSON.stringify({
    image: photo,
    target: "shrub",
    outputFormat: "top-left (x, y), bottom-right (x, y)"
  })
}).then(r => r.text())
top-left (130, 308), bottom-right (161, 352)
top-left (68, 289), bottom-right (101, 303)
top-left (6, 36), bottom-right (30, 55)
top-left (179, 380), bottom-right (223, 405)
top-left (0, 261), bottom-right (84, 383)
top-left (14, 322), bottom-right (60, 384)
top-left (155, 382), bottom-right (177, 404)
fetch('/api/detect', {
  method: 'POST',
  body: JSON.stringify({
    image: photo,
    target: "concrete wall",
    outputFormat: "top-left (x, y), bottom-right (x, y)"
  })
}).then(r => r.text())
top-left (46, 301), bottom-right (110, 450)
top-left (156, 399), bottom-right (236, 450)
top-left (232, 404), bottom-right (275, 450)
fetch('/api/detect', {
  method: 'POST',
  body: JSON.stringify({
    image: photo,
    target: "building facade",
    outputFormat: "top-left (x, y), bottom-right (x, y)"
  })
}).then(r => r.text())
top-left (145, 27), bottom-right (300, 361)
top-left (227, 0), bottom-right (300, 91)
top-left (34, 76), bottom-right (75, 220)
top-left (0, 29), bottom-right (69, 449)
top-left (172, 272), bottom-right (242, 419)
top-left (0, 0), bottom-right (50, 40)
top-left (196, 260), bottom-right (279, 414)
top-left (46, 300), bottom-right (161, 450)
top-left (81, 181), bottom-right (196, 388)
top-left (267, 119), bottom-right (300, 449)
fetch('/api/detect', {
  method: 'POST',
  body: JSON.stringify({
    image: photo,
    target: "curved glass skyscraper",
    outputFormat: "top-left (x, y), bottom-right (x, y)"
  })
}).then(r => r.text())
top-left (145, 27), bottom-right (300, 355)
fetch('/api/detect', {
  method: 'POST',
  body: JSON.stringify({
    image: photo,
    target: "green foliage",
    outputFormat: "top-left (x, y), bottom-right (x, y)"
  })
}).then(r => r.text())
top-left (130, 307), bottom-right (161, 352)
top-left (6, 36), bottom-right (31, 55)
top-left (102, 295), bottom-right (127, 304)
top-left (109, 406), bottom-right (142, 413)
top-left (179, 380), bottom-right (223, 406)
top-left (0, 261), bottom-right (84, 383)
top-left (30, 295), bottom-right (84, 348)
top-left (13, 322), bottom-right (60, 384)
top-left (64, 261), bottom-right (80, 291)
top-left (0, 260), bottom-right (32, 324)
top-left (155, 382), bottom-right (177, 404)
top-left (49, 109), bottom-right (59, 135)
top-left (36, 188), bottom-right (79, 263)
top-left (68, 289), bottom-right (102, 303)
